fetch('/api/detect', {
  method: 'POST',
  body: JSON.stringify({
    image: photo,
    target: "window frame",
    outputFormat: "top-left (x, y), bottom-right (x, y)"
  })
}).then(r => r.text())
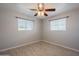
top-left (49, 17), bottom-right (67, 31)
top-left (17, 18), bottom-right (34, 31)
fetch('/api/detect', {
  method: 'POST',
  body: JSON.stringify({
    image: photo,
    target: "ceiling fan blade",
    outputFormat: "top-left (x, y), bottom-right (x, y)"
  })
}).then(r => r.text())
top-left (45, 8), bottom-right (56, 11)
top-left (44, 13), bottom-right (48, 16)
top-left (34, 13), bottom-right (38, 16)
top-left (30, 9), bottom-right (37, 11)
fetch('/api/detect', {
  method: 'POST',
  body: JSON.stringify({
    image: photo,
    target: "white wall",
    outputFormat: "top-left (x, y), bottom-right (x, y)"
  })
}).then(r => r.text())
top-left (43, 9), bottom-right (79, 50)
top-left (1, 6), bottom-right (79, 51)
top-left (0, 8), bottom-right (41, 50)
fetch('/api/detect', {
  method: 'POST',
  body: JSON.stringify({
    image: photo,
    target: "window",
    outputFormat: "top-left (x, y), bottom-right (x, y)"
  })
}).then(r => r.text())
top-left (50, 18), bottom-right (66, 31)
top-left (18, 18), bottom-right (33, 31)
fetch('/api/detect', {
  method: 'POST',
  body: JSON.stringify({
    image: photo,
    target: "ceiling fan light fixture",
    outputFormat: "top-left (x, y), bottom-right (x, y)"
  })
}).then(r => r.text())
top-left (38, 3), bottom-right (42, 8)
top-left (31, 3), bottom-right (56, 16)
top-left (38, 3), bottom-right (44, 11)
top-left (38, 11), bottom-right (44, 16)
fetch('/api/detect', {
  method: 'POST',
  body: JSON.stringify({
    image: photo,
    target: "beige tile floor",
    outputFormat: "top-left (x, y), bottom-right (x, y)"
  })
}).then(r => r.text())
top-left (0, 41), bottom-right (79, 56)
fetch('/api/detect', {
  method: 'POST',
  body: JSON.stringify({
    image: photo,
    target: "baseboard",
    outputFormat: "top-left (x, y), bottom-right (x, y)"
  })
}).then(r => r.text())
top-left (43, 40), bottom-right (79, 53)
top-left (0, 40), bottom-right (41, 52)
top-left (1, 40), bottom-right (79, 53)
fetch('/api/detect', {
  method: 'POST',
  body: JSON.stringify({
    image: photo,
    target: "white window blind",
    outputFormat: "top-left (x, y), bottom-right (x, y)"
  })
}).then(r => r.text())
top-left (18, 18), bottom-right (33, 31)
top-left (50, 18), bottom-right (66, 31)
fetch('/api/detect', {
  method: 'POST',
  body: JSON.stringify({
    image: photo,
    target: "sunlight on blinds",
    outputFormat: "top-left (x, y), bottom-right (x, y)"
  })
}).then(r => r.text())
top-left (50, 18), bottom-right (66, 31)
top-left (18, 19), bottom-right (33, 31)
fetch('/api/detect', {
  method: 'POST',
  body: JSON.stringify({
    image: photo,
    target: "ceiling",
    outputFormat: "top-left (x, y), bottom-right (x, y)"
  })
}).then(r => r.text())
top-left (0, 3), bottom-right (79, 19)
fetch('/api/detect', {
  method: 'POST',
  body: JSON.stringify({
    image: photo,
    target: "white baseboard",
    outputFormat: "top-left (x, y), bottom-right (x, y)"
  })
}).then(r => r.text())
top-left (0, 40), bottom-right (41, 52)
top-left (42, 40), bottom-right (79, 53)
top-left (1, 40), bottom-right (79, 53)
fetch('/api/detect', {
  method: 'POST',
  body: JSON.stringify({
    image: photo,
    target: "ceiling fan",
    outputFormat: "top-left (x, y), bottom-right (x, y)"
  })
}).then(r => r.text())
top-left (30, 3), bottom-right (56, 16)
